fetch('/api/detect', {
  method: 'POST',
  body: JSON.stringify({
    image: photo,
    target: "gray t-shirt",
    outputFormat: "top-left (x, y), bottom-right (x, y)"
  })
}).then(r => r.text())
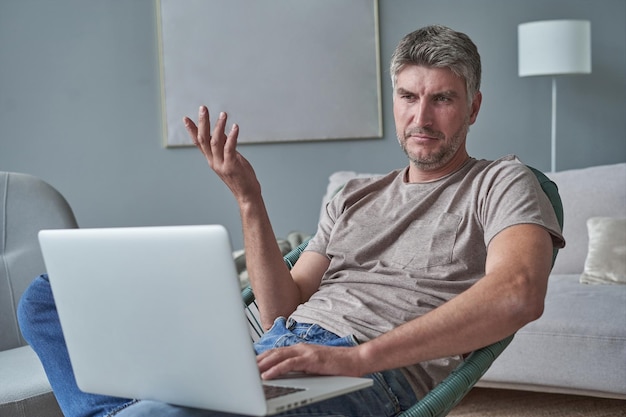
top-left (289, 155), bottom-right (564, 397)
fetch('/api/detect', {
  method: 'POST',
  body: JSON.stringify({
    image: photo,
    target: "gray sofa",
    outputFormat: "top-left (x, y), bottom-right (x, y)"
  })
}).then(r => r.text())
top-left (1, 172), bottom-right (72, 417)
top-left (322, 163), bottom-right (626, 400)
top-left (478, 163), bottom-right (626, 399)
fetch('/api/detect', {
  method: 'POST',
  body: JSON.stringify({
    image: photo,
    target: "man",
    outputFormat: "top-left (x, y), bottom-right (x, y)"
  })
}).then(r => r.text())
top-left (18, 25), bottom-right (564, 417)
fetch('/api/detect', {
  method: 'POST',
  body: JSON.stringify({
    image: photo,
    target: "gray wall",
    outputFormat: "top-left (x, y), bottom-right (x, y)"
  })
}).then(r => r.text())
top-left (1, 0), bottom-right (625, 249)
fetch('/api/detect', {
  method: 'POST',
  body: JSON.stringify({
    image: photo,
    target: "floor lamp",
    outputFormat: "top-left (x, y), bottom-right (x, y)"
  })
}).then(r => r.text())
top-left (518, 20), bottom-right (592, 172)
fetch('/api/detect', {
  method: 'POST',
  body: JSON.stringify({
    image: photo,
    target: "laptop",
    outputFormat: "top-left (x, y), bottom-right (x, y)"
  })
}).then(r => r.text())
top-left (38, 225), bottom-right (372, 416)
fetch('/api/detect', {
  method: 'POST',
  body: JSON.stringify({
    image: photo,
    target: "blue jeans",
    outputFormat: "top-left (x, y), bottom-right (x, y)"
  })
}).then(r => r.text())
top-left (18, 275), bottom-right (417, 417)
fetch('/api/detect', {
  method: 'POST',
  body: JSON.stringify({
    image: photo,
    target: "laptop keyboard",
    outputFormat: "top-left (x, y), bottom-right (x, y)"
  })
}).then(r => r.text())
top-left (263, 384), bottom-right (306, 399)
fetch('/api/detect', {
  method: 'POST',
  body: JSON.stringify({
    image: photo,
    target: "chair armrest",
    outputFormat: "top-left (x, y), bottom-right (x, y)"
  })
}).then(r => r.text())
top-left (398, 335), bottom-right (515, 417)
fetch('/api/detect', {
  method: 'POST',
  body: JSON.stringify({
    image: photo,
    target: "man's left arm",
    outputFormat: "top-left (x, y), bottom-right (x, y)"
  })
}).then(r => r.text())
top-left (257, 223), bottom-right (554, 378)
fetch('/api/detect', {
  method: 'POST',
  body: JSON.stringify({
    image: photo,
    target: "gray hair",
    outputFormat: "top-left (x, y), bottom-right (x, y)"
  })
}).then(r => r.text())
top-left (390, 25), bottom-right (481, 105)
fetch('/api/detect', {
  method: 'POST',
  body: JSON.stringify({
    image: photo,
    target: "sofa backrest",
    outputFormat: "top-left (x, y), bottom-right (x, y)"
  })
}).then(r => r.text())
top-left (0, 172), bottom-right (78, 351)
top-left (547, 163), bottom-right (626, 275)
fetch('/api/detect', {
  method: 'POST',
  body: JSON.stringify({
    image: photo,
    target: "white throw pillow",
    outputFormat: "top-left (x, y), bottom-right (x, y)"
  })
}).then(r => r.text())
top-left (580, 217), bottom-right (626, 284)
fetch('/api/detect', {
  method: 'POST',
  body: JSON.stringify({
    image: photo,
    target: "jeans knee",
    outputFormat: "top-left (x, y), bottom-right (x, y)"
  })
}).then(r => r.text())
top-left (17, 274), bottom-right (52, 342)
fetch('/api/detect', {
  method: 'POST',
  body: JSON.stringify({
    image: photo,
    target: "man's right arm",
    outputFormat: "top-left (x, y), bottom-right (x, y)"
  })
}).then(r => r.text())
top-left (184, 106), bottom-right (326, 329)
top-left (238, 197), bottom-right (328, 329)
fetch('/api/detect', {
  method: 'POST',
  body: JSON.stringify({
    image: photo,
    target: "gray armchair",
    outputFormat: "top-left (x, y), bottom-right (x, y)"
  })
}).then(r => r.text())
top-left (1, 172), bottom-right (76, 417)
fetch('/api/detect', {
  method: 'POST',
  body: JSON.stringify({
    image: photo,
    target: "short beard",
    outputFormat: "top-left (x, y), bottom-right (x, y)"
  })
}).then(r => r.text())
top-left (397, 120), bottom-right (469, 171)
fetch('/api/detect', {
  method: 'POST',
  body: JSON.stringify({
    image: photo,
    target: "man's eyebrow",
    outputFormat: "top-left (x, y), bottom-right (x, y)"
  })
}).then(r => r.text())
top-left (395, 87), bottom-right (413, 95)
top-left (394, 88), bottom-right (462, 98)
top-left (434, 90), bottom-right (460, 98)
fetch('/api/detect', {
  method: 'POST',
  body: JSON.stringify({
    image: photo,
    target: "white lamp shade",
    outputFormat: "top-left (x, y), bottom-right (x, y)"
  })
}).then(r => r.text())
top-left (518, 20), bottom-right (591, 77)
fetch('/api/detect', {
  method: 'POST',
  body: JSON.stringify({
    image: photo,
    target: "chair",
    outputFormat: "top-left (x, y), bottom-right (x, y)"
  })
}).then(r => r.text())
top-left (0, 172), bottom-right (77, 417)
top-left (242, 167), bottom-right (564, 417)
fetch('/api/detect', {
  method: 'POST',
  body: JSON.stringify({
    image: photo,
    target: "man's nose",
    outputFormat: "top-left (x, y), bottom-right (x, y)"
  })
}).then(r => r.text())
top-left (413, 100), bottom-right (434, 128)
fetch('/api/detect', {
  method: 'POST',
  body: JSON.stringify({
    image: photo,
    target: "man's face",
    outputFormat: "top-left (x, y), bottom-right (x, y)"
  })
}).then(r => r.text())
top-left (393, 65), bottom-right (481, 172)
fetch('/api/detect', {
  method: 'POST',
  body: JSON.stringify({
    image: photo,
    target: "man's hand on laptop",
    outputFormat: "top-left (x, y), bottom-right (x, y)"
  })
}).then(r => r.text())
top-left (257, 344), bottom-right (366, 380)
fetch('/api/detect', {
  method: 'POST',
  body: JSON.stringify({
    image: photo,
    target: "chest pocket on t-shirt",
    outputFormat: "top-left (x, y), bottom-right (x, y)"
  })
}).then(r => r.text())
top-left (387, 212), bottom-right (461, 271)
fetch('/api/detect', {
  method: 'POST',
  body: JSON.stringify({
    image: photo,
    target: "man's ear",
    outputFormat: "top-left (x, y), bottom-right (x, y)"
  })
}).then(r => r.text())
top-left (469, 91), bottom-right (482, 125)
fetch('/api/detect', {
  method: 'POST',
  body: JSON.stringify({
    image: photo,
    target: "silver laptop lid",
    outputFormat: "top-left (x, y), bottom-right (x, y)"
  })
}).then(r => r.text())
top-left (39, 225), bottom-right (270, 414)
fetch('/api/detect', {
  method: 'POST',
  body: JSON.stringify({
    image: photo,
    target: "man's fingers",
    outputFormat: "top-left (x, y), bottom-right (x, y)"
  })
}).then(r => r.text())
top-left (211, 112), bottom-right (228, 147)
top-left (209, 111), bottom-right (228, 165)
top-left (224, 123), bottom-right (239, 157)
top-left (257, 344), bottom-right (337, 380)
top-left (184, 106), bottom-right (239, 172)
top-left (183, 117), bottom-right (199, 145)
top-left (257, 348), bottom-right (305, 380)
top-left (197, 106), bottom-right (211, 145)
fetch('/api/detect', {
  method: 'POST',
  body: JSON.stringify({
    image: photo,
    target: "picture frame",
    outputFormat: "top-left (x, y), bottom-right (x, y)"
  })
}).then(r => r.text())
top-left (157, 0), bottom-right (381, 146)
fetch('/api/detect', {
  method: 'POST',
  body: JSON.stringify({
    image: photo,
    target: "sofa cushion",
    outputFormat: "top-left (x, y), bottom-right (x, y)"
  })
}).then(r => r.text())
top-left (319, 171), bottom-right (382, 221)
top-left (0, 346), bottom-right (62, 417)
top-left (547, 163), bottom-right (626, 275)
top-left (580, 217), bottom-right (626, 284)
top-left (481, 274), bottom-right (626, 398)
